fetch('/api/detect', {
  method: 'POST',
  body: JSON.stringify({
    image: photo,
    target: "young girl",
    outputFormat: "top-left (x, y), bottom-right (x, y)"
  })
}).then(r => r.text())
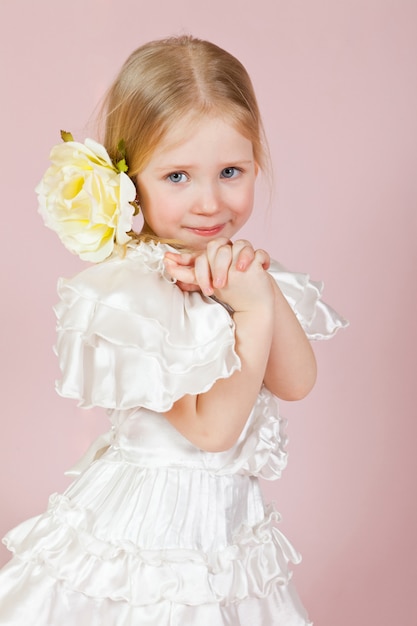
top-left (0, 36), bottom-right (346, 625)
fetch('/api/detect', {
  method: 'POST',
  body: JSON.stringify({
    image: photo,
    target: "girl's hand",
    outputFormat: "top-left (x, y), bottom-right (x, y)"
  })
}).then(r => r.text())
top-left (205, 240), bottom-right (273, 313)
top-left (164, 238), bottom-right (270, 296)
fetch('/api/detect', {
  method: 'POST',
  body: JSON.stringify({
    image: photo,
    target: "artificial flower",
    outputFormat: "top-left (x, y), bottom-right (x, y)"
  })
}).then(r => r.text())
top-left (36, 132), bottom-right (137, 262)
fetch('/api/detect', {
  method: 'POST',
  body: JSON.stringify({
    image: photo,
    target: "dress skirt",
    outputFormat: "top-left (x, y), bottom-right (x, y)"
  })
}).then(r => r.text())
top-left (0, 407), bottom-right (312, 626)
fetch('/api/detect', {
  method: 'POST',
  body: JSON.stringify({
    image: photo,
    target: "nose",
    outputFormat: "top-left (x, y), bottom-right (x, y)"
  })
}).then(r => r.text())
top-left (192, 181), bottom-right (221, 215)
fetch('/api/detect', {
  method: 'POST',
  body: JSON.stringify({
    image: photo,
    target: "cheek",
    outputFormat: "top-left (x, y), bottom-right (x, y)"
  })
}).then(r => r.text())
top-left (142, 196), bottom-right (181, 231)
top-left (135, 180), bottom-right (162, 218)
top-left (235, 186), bottom-right (255, 216)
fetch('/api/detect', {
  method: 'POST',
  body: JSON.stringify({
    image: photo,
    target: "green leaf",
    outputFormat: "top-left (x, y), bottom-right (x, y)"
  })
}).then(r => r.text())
top-left (117, 139), bottom-right (126, 158)
top-left (115, 158), bottom-right (128, 173)
top-left (115, 139), bottom-right (128, 171)
top-left (61, 130), bottom-right (74, 142)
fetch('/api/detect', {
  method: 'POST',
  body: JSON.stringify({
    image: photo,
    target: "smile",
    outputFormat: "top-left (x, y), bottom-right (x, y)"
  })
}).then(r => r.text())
top-left (185, 224), bottom-right (226, 237)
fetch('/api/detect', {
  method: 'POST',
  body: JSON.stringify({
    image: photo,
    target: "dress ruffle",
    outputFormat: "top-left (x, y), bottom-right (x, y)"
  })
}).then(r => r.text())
top-left (54, 242), bottom-right (240, 411)
top-left (217, 387), bottom-right (288, 480)
top-left (269, 260), bottom-right (348, 340)
top-left (0, 561), bottom-right (312, 626)
top-left (3, 473), bottom-right (299, 606)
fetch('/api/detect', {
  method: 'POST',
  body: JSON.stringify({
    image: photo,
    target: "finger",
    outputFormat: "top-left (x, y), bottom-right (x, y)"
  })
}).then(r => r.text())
top-left (205, 238), bottom-right (232, 266)
top-left (175, 281), bottom-right (201, 293)
top-left (164, 258), bottom-right (197, 284)
top-left (194, 253), bottom-right (215, 296)
top-left (203, 239), bottom-right (234, 289)
top-left (253, 248), bottom-right (271, 270)
top-left (164, 251), bottom-right (197, 267)
top-left (211, 244), bottom-right (233, 289)
top-left (223, 239), bottom-right (255, 271)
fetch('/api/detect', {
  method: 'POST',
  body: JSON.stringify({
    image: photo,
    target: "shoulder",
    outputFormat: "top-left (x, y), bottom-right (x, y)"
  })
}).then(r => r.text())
top-left (57, 241), bottom-right (175, 308)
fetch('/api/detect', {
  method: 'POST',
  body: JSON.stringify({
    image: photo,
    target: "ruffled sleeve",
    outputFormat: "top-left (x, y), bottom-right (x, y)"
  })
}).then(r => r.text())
top-left (54, 242), bottom-right (240, 412)
top-left (268, 260), bottom-right (348, 340)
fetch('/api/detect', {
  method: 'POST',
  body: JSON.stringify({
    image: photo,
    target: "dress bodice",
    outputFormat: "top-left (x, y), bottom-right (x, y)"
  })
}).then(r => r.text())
top-left (67, 384), bottom-right (288, 480)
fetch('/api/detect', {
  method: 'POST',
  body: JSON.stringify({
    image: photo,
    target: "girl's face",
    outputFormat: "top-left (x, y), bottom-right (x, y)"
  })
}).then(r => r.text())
top-left (136, 115), bottom-right (257, 250)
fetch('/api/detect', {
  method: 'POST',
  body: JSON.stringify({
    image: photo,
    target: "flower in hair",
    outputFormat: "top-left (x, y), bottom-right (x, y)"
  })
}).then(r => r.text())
top-left (36, 131), bottom-right (138, 262)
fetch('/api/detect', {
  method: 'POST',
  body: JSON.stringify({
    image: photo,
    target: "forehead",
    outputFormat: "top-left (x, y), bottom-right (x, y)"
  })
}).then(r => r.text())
top-left (150, 114), bottom-right (254, 163)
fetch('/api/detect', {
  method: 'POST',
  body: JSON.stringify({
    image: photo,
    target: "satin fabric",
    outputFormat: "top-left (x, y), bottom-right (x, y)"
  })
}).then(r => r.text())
top-left (0, 242), bottom-right (347, 625)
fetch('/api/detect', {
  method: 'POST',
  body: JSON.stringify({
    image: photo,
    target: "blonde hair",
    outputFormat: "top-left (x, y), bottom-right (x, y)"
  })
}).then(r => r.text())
top-left (99, 35), bottom-right (270, 243)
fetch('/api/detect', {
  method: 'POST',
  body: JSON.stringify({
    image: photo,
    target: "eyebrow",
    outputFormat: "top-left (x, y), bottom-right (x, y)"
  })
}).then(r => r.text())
top-left (154, 160), bottom-right (254, 172)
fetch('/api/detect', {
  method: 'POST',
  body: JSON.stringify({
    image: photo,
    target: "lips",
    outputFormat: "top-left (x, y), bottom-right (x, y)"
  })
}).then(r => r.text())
top-left (185, 224), bottom-right (226, 237)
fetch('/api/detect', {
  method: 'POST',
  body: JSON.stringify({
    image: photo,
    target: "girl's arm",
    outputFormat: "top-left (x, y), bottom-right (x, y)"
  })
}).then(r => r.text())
top-left (263, 277), bottom-right (317, 400)
top-left (163, 240), bottom-right (275, 452)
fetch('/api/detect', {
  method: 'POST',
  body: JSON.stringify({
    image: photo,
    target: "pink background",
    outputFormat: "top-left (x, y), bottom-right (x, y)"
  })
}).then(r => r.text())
top-left (1, 1), bottom-right (416, 624)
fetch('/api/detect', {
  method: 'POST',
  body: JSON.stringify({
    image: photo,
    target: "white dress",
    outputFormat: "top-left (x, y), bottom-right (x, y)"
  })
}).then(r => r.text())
top-left (0, 242), bottom-right (347, 625)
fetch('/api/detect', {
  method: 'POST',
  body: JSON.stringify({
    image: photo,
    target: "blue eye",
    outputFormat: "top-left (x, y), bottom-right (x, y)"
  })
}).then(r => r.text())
top-left (221, 167), bottom-right (239, 179)
top-left (168, 172), bottom-right (187, 183)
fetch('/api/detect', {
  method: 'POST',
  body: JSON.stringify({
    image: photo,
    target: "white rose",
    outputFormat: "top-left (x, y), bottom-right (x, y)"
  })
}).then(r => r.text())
top-left (36, 138), bottom-right (136, 262)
